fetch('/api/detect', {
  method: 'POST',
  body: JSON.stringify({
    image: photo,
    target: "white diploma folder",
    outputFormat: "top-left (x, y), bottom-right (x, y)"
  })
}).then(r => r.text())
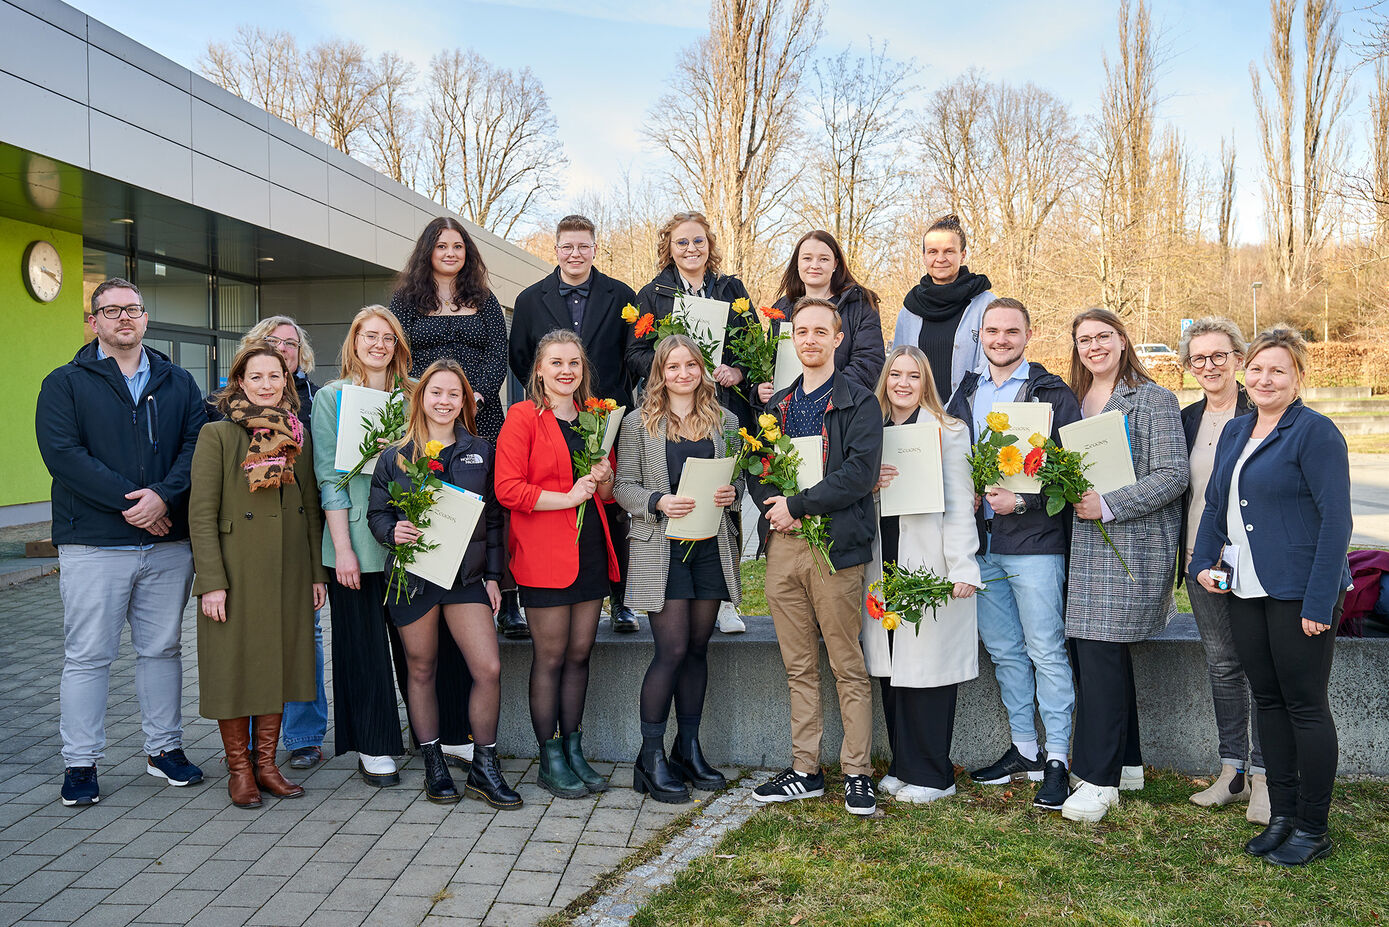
top-left (334, 384), bottom-right (394, 476)
top-left (406, 482), bottom-right (485, 589)
top-left (990, 401), bottom-right (1053, 494)
top-left (772, 336), bottom-right (801, 392)
top-left (879, 421), bottom-right (945, 516)
top-left (675, 294), bottom-right (729, 366)
top-left (790, 435), bottom-right (824, 490)
top-left (600, 407), bottom-right (626, 456)
top-left (664, 456), bottom-right (738, 541)
top-left (1058, 410), bottom-right (1137, 496)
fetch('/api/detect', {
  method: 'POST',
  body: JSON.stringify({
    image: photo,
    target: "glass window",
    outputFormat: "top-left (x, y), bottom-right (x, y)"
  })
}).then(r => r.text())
top-left (82, 247), bottom-right (129, 314)
top-left (144, 333), bottom-right (213, 396)
top-left (137, 259), bottom-right (210, 329)
top-left (218, 279), bottom-right (257, 333)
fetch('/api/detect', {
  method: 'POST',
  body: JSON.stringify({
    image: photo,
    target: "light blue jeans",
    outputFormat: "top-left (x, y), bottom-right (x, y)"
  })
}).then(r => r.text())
top-left (975, 548), bottom-right (1074, 757)
top-left (280, 608), bottom-right (327, 750)
top-left (58, 542), bottom-right (194, 766)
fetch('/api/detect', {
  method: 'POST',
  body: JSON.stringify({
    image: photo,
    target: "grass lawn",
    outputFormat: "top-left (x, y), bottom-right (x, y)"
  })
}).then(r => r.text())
top-left (1346, 434), bottom-right (1389, 454)
top-left (633, 770), bottom-right (1389, 926)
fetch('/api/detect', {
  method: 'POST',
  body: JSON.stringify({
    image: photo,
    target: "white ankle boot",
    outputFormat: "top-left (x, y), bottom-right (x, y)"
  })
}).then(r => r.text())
top-left (1190, 764), bottom-right (1250, 807)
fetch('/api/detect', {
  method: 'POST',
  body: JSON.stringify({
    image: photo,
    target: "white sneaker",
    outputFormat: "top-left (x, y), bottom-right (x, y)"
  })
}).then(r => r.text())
top-left (1061, 780), bottom-right (1120, 823)
top-left (716, 602), bottom-right (746, 634)
top-left (896, 783), bottom-right (956, 804)
top-left (359, 753), bottom-right (397, 775)
top-left (878, 774), bottom-right (906, 796)
top-left (1120, 765), bottom-right (1145, 790)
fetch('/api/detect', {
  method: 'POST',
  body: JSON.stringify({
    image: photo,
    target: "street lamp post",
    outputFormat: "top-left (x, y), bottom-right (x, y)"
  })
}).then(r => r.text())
top-left (1251, 281), bottom-right (1263, 334)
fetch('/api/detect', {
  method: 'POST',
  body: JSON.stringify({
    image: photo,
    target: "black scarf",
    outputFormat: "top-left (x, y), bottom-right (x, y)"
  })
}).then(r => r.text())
top-left (902, 267), bottom-right (992, 322)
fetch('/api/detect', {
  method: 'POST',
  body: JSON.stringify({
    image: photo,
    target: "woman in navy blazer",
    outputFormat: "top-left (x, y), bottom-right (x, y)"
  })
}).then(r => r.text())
top-left (1191, 327), bottom-right (1352, 867)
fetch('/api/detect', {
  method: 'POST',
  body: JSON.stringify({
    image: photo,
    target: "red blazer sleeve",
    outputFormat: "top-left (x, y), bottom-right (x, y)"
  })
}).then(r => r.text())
top-left (495, 402), bottom-right (554, 513)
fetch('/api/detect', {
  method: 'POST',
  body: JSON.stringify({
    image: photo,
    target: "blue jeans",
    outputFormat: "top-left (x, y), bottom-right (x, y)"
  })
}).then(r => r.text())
top-left (281, 608), bottom-right (327, 750)
top-left (975, 548), bottom-right (1073, 757)
top-left (58, 542), bottom-right (194, 765)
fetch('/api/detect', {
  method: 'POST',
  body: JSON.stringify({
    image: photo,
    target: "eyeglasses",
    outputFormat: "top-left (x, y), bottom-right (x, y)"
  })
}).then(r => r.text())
top-left (358, 332), bottom-right (398, 347)
top-left (1075, 331), bottom-right (1117, 349)
top-left (265, 336), bottom-right (300, 351)
top-left (1188, 351), bottom-right (1234, 369)
top-left (93, 304), bottom-right (146, 319)
top-left (673, 237), bottom-right (707, 250)
top-left (556, 243), bottom-right (594, 256)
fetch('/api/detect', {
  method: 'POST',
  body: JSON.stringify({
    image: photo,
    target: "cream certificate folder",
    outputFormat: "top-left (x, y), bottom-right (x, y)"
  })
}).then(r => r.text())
top-left (990, 401), bottom-right (1053, 494)
top-left (880, 421), bottom-right (945, 516)
top-left (1058, 410), bottom-right (1136, 495)
top-left (334, 384), bottom-right (394, 477)
top-left (599, 407), bottom-right (626, 456)
top-left (790, 435), bottom-right (824, 489)
top-left (675, 294), bottom-right (729, 367)
top-left (772, 336), bottom-right (800, 391)
top-left (665, 456), bottom-right (738, 541)
top-left (406, 482), bottom-right (485, 588)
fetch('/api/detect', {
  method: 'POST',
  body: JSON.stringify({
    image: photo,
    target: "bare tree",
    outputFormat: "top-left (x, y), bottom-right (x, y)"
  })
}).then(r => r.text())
top-left (200, 26), bottom-right (306, 128)
top-left (650, 0), bottom-right (825, 279)
top-left (917, 69), bottom-right (993, 239)
top-left (425, 49), bottom-right (567, 237)
top-left (1372, 61), bottom-right (1389, 241)
top-left (302, 39), bottom-right (382, 155)
top-left (1218, 135), bottom-right (1238, 257)
top-left (362, 52), bottom-right (418, 186)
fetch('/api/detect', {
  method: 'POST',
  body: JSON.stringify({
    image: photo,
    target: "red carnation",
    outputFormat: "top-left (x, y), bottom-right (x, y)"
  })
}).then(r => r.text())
top-left (1023, 447), bottom-right (1045, 477)
top-left (428, 459), bottom-right (444, 473)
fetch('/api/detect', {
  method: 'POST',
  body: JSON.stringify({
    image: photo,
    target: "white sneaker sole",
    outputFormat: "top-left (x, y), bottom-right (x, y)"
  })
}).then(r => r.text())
top-left (145, 764), bottom-right (197, 786)
top-left (1120, 775), bottom-right (1144, 791)
top-left (717, 620), bottom-right (746, 634)
top-left (1061, 802), bottom-right (1111, 823)
top-left (60, 795), bottom-right (99, 806)
top-left (845, 800), bottom-right (877, 815)
top-left (974, 770), bottom-right (1045, 785)
top-left (752, 787), bottom-right (824, 803)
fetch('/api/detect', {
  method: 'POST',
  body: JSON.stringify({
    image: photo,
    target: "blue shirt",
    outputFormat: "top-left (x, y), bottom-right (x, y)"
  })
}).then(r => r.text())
top-left (96, 343), bottom-right (151, 404)
top-left (785, 377), bottom-right (834, 438)
top-left (970, 361), bottom-right (1030, 519)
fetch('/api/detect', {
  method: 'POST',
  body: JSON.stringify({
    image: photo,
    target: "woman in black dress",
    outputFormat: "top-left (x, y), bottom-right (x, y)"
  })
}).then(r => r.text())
top-left (367, 360), bottom-right (521, 810)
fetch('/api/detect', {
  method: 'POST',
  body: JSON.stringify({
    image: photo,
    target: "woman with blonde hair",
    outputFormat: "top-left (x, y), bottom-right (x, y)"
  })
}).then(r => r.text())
top-left (863, 345), bottom-right (981, 803)
top-left (613, 335), bottom-right (743, 802)
top-left (496, 329), bottom-right (621, 797)
top-left (239, 315), bottom-right (318, 427)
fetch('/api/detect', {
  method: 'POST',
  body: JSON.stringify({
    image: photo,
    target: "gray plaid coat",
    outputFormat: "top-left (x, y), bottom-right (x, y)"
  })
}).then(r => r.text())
top-left (612, 408), bottom-right (744, 613)
top-left (1064, 379), bottom-right (1189, 643)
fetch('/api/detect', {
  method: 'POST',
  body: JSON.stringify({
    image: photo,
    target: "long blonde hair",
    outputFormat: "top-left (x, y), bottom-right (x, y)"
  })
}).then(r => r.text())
top-left (873, 345), bottom-right (957, 428)
top-left (396, 360), bottom-right (476, 467)
top-left (339, 305), bottom-right (412, 388)
top-left (640, 334), bottom-right (723, 439)
top-left (654, 211), bottom-right (722, 276)
top-left (527, 329), bottom-right (596, 410)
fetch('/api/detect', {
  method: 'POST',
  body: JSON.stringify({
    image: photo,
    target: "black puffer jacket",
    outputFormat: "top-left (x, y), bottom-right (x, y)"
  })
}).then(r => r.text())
top-left (769, 284), bottom-right (885, 395)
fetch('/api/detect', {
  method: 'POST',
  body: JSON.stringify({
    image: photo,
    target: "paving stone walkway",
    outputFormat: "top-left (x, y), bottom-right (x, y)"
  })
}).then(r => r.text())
top-left (0, 574), bottom-right (740, 927)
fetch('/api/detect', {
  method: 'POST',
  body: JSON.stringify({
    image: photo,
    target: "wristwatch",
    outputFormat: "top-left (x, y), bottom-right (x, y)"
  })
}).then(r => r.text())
top-left (1013, 496), bottom-right (1028, 516)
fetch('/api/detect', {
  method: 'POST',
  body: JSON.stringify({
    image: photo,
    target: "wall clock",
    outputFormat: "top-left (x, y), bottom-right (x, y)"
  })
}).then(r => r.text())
top-left (23, 240), bottom-right (63, 303)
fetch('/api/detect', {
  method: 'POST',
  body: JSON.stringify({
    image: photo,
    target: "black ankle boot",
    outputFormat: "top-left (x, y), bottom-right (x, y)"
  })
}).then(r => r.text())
top-left (562, 730), bottom-right (608, 793)
top-left (498, 591), bottom-right (529, 640)
top-left (633, 740), bottom-right (690, 804)
top-left (466, 745), bottom-right (523, 810)
top-left (420, 742), bottom-right (460, 804)
top-left (1265, 827), bottom-right (1333, 866)
top-left (670, 727), bottom-right (726, 792)
top-left (1245, 815), bottom-right (1295, 857)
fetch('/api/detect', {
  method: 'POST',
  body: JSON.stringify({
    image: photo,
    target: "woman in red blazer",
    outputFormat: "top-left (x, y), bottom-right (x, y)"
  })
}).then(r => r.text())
top-left (496, 329), bottom-right (620, 799)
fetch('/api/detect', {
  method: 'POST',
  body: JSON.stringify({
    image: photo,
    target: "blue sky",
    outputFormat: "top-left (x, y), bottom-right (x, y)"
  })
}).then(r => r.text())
top-left (70, 0), bottom-right (1380, 244)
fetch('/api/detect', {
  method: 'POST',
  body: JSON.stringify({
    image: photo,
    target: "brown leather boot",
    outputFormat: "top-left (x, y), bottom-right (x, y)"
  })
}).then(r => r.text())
top-left (251, 714), bottom-right (304, 798)
top-left (218, 719), bottom-right (261, 808)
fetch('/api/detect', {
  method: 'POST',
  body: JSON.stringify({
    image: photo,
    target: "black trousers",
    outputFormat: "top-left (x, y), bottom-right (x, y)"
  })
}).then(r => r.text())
top-left (1069, 638), bottom-right (1142, 788)
top-left (327, 574), bottom-right (405, 758)
top-left (878, 677), bottom-right (958, 790)
top-left (606, 502), bottom-right (629, 605)
top-left (1228, 594), bottom-right (1341, 832)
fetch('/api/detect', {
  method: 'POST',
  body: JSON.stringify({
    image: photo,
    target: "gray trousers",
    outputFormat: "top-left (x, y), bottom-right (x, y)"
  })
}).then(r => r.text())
top-left (1188, 578), bottom-right (1264, 771)
top-left (58, 542), bottom-right (194, 766)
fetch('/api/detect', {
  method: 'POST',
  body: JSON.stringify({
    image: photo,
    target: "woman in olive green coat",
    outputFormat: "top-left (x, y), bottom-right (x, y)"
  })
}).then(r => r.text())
top-left (190, 343), bottom-right (328, 808)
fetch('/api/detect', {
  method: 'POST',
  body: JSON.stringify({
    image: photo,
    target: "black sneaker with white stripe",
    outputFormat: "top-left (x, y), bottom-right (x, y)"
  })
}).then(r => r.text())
top-left (752, 767), bottom-right (825, 803)
top-left (844, 774), bottom-right (877, 815)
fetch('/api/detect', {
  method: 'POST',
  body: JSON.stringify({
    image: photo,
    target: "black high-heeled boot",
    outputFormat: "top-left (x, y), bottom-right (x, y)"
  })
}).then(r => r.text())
top-left (420, 742), bottom-right (460, 804)
top-left (466, 745), bottom-right (523, 810)
top-left (633, 738), bottom-right (690, 804)
top-left (669, 724), bottom-right (726, 792)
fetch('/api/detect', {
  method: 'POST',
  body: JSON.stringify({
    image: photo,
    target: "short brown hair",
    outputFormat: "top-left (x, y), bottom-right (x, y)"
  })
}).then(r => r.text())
top-left (213, 343), bottom-right (299, 415)
top-left (1067, 307), bottom-right (1153, 400)
top-left (790, 296), bottom-right (842, 333)
top-left (924, 213), bottom-right (967, 252)
top-left (90, 277), bottom-right (141, 315)
top-left (556, 214), bottom-right (596, 238)
top-left (1245, 326), bottom-right (1308, 385)
top-left (982, 297), bottom-right (1030, 328)
top-left (655, 211), bottom-right (722, 275)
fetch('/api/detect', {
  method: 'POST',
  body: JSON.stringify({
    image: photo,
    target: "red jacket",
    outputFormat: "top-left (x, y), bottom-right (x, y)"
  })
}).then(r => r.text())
top-left (495, 399), bottom-right (620, 588)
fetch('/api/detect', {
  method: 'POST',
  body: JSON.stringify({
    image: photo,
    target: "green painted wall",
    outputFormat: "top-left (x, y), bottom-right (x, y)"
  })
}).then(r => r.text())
top-left (1, 217), bottom-right (85, 509)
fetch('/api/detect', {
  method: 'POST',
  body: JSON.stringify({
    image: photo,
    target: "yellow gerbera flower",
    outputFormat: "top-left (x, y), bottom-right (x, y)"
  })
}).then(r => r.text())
top-left (882, 612), bottom-right (901, 631)
top-left (985, 411), bottom-right (1011, 433)
top-left (423, 439), bottom-right (446, 458)
top-left (1028, 432), bottom-right (1047, 448)
top-left (621, 304), bottom-right (639, 323)
top-left (739, 428), bottom-right (763, 452)
top-left (731, 297), bottom-right (751, 316)
top-left (997, 444), bottom-right (1024, 476)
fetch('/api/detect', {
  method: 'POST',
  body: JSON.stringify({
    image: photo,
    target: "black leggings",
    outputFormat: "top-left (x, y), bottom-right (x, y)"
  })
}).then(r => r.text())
top-left (1228, 594), bottom-right (1341, 832)
top-left (527, 600), bottom-right (602, 745)
top-left (639, 599), bottom-right (720, 732)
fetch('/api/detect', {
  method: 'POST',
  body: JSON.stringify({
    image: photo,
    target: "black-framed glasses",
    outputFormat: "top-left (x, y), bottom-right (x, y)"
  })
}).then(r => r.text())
top-left (556, 243), bottom-right (595, 256)
top-left (265, 335), bottom-right (301, 350)
top-left (93, 304), bottom-right (146, 319)
top-left (1188, 351), bottom-right (1234, 369)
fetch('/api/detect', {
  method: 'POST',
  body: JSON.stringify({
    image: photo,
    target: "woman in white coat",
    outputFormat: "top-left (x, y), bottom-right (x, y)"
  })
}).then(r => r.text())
top-left (863, 345), bottom-right (982, 803)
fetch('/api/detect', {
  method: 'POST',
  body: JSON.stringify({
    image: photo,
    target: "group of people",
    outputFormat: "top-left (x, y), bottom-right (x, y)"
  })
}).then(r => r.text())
top-left (37, 209), bottom-right (1351, 867)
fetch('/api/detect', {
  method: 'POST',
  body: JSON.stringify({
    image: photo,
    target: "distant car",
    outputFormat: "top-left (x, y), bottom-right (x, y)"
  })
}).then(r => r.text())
top-left (1135, 343), bottom-right (1178, 362)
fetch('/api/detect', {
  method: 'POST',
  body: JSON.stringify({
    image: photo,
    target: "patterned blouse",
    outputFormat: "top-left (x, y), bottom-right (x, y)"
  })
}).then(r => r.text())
top-left (388, 290), bottom-right (509, 442)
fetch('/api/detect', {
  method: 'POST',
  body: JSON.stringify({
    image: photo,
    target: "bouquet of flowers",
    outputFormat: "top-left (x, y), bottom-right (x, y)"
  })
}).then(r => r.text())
top-left (732, 413), bottom-right (835, 575)
top-left (622, 297), bottom-right (723, 371)
top-left (1027, 432), bottom-right (1135, 580)
top-left (725, 301), bottom-right (787, 394)
top-left (335, 378), bottom-right (407, 490)
top-left (570, 397), bottom-right (619, 542)
top-left (966, 410), bottom-right (1024, 494)
top-left (865, 561), bottom-right (958, 635)
top-left (384, 439), bottom-right (445, 604)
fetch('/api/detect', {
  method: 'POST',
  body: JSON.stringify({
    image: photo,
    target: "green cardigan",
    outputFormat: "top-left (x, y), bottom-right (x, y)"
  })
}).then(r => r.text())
top-left (310, 379), bottom-right (389, 573)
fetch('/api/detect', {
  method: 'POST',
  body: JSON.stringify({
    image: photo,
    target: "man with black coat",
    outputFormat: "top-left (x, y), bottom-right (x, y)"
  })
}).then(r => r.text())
top-left (747, 297), bottom-right (883, 816)
top-left (944, 297), bottom-right (1080, 810)
top-left (36, 277), bottom-right (208, 807)
top-left (510, 214), bottom-right (641, 633)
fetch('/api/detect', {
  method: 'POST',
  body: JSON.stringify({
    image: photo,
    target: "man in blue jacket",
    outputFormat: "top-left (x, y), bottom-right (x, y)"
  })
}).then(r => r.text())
top-left (36, 277), bottom-right (208, 807)
top-left (945, 297), bottom-right (1081, 811)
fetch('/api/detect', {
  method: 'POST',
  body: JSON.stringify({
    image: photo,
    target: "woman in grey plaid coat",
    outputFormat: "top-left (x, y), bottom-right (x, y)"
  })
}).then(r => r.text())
top-left (1060, 308), bottom-right (1189, 825)
top-left (614, 335), bottom-right (744, 804)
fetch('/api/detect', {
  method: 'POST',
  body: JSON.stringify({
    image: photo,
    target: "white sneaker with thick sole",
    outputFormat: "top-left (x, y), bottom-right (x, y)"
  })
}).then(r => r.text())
top-left (896, 783), bottom-right (956, 804)
top-left (1120, 765), bottom-right (1145, 790)
top-left (359, 753), bottom-right (398, 775)
top-left (1061, 780), bottom-right (1120, 823)
top-left (716, 602), bottom-right (746, 633)
top-left (878, 774), bottom-right (906, 796)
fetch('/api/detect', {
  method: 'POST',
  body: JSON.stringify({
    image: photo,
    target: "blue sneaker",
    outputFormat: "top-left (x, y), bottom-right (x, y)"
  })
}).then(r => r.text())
top-left (147, 749), bottom-right (204, 786)
top-left (61, 766), bottom-right (100, 806)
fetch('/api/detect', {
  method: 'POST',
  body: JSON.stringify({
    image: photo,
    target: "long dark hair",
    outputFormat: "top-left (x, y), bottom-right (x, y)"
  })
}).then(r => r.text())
top-left (394, 217), bottom-right (490, 313)
top-left (1068, 307), bottom-right (1153, 401)
top-left (776, 230), bottom-right (880, 309)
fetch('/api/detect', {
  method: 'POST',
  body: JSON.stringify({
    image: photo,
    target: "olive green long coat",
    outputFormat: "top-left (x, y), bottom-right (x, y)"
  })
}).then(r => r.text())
top-left (189, 421), bottom-right (329, 719)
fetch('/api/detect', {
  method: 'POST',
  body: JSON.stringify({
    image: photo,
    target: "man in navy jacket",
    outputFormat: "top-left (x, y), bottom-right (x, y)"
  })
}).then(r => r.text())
top-left (36, 277), bottom-right (207, 807)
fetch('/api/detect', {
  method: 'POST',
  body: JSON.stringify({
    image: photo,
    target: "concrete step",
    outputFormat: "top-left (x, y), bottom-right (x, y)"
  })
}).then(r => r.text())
top-left (1330, 415), bottom-right (1389, 435)
top-left (1308, 400), bottom-right (1389, 414)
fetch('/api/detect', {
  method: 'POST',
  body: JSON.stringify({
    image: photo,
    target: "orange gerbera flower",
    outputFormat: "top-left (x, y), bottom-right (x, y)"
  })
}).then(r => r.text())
top-left (584, 397), bottom-right (605, 412)
top-left (634, 313), bottom-right (655, 337)
top-left (866, 594), bottom-right (886, 620)
top-left (759, 305), bottom-right (786, 321)
top-left (998, 444), bottom-right (1024, 477)
top-left (1023, 447), bottom-right (1045, 477)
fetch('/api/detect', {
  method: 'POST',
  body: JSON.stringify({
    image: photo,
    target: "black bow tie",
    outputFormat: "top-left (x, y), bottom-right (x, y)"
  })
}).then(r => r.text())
top-left (558, 281), bottom-right (590, 298)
